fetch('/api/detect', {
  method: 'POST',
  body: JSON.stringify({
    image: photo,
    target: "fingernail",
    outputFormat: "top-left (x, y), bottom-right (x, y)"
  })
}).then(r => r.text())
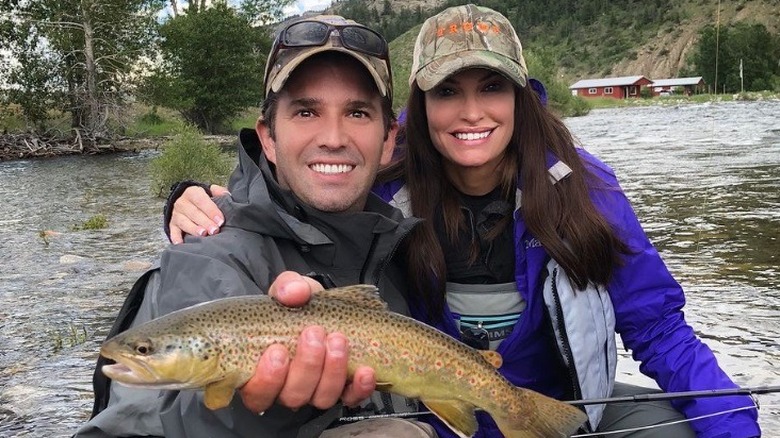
top-left (275, 284), bottom-right (290, 301)
top-left (208, 226), bottom-right (219, 235)
top-left (305, 328), bottom-right (324, 348)
top-left (269, 348), bottom-right (286, 369)
top-left (215, 216), bottom-right (224, 227)
top-left (327, 336), bottom-right (346, 358)
top-left (359, 372), bottom-right (374, 388)
top-left (197, 228), bottom-right (206, 237)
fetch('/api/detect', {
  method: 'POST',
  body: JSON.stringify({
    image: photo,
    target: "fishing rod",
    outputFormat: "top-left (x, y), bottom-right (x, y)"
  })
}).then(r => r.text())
top-left (566, 385), bottom-right (780, 406)
top-left (338, 385), bottom-right (780, 422)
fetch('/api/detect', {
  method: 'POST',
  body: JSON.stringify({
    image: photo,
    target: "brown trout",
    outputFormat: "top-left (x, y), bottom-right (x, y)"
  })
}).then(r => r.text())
top-left (101, 285), bottom-right (586, 437)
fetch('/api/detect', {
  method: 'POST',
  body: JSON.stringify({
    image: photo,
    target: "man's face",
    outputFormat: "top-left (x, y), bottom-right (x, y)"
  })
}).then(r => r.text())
top-left (258, 55), bottom-right (396, 213)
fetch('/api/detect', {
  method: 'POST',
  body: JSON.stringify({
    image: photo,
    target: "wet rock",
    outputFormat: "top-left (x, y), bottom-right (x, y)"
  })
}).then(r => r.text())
top-left (122, 260), bottom-right (153, 271)
top-left (60, 254), bottom-right (88, 264)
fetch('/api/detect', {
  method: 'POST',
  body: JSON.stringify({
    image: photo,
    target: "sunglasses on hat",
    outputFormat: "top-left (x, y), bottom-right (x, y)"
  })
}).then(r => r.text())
top-left (265, 20), bottom-right (391, 87)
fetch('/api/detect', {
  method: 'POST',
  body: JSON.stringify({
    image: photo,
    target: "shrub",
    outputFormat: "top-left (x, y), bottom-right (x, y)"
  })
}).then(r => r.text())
top-left (150, 126), bottom-right (233, 197)
top-left (140, 107), bottom-right (164, 125)
top-left (73, 214), bottom-right (108, 231)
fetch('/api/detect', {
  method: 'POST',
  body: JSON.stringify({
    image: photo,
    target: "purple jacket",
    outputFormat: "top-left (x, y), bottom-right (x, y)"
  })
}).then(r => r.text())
top-left (372, 148), bottom-right (760, 438)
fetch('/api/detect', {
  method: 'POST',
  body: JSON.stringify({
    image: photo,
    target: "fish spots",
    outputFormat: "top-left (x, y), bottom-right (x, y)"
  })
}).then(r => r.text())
top-left (434, 360), bottom-right (443, 369)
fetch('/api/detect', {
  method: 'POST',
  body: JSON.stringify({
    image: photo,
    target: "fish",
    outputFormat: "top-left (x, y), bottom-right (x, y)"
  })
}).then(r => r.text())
top-left (100, 285), bottom-right (587, 437)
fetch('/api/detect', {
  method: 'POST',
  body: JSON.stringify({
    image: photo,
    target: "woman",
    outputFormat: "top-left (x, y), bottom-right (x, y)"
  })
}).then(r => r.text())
top-left (165, 5), bottom-right (760, 437)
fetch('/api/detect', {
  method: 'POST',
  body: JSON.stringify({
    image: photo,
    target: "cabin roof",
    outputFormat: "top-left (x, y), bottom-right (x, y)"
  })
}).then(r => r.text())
top-left (570, 75), bottom-right (650, 89)
top-left (651, 77), bottom-right (704, 87)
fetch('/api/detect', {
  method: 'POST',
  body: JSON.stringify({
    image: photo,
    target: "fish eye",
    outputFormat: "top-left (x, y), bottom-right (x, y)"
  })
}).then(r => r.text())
top-left (134, 341), bottom-right (154, 355)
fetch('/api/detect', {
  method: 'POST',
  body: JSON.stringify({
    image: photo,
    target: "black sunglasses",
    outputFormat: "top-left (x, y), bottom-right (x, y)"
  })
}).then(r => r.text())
top-left (266, 20), bottom-right (390, 85)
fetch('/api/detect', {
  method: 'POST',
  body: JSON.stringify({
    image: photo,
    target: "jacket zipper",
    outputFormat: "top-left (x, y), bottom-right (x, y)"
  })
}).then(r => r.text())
top-left (551, 266), bottom-right (592, 432)
top-left (368, 219), bottom-right (419, 285)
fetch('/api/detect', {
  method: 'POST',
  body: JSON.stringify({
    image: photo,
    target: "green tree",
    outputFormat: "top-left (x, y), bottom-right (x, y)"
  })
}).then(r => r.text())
top-left (692, 22), bottom-right (780, 93)
top-left (139, 1), bottom-right (275, 133)
top-left (0, 0), bottom-right (165, 137)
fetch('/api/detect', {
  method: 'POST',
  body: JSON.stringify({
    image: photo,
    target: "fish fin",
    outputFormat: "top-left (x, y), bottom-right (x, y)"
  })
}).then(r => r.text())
top-left (422, 398), bottom-right (478, 438)
top-left (478, 350), bottom-right (503, 368)
top-left (315, 285), bottom-right (388, 310)
top-left (375, 381), bottom-right (394, 392)
top-left (492, 387), bottom-right (587, 438)
top-left (203, 374), bottom-right (242, 410)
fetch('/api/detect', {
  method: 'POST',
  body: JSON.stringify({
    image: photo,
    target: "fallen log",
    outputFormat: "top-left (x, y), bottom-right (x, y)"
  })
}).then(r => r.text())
top-left (0, 133), bottom-right (118, 161)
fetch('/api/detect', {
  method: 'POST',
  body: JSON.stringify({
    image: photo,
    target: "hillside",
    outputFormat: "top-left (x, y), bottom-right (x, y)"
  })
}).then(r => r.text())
top-left (329, 0), bottom-right (780, 83)
top-left (611, 0), bottom-right (780, 80)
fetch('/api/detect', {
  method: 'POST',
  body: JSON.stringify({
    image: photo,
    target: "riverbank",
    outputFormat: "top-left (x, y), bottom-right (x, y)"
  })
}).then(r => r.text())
top-left (0, 133), bottom-right (235, 162)
top-left (2, 92), bottom-right (778, 162)
top-left (585, 90), bottom-right (780, 109)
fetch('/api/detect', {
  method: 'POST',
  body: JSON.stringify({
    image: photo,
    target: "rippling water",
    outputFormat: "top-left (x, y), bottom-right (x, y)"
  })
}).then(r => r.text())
top-left (1, 100), bottom-right (778, 436)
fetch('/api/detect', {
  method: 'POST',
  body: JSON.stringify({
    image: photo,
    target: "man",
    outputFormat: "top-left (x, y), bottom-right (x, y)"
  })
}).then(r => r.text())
top-left (76, 15), bottom-right (435, 438)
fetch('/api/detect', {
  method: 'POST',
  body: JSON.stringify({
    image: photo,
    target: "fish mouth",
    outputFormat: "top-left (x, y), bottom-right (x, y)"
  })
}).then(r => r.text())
top-left (101, 351), bottom-right (189, 389)
top-left (102, 362), bottom-right (149, 384)
top-left (102, 355), bottom-right (161, 385)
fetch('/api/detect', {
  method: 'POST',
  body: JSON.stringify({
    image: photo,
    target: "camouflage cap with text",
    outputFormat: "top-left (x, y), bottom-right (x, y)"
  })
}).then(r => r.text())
top-left (410, 4), bottom-right (528, 91)
top-left (264, 15), bottom-right (392, 100)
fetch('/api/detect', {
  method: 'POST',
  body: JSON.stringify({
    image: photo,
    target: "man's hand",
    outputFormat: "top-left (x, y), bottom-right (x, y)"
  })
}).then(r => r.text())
top-left (170, 184), bottom-right (229, 244)
top-left (238, 272), bottom-right (377, 413)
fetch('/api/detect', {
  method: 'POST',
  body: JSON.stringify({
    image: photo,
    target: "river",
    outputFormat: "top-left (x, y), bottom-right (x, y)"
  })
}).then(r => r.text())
top-left (1, 100), bottom-right (778, 436)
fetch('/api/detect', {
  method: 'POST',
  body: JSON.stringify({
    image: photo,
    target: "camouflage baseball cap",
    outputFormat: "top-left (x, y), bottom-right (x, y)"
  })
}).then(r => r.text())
top-left (410, 4), bottom-right (528, 91)
top-left (264, 15), bottom-right (392, 100)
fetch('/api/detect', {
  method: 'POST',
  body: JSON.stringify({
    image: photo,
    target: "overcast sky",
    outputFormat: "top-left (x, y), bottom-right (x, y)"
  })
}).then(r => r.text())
top-left (284, 0), bottom-right (332, 16)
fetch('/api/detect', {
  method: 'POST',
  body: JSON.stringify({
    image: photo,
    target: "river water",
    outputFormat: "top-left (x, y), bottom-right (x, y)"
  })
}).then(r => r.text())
top-left (0, 100), bottom-right (778, 436)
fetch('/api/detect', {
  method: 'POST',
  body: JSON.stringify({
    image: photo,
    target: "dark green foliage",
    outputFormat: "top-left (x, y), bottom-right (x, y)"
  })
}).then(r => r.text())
top-left (691, 22), bottom-right (780, 93)
top-left (139, 3), bottom-right (269, 134)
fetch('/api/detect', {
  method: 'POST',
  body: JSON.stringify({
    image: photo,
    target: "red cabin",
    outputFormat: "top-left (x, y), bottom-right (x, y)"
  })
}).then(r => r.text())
top-left (569, 75), bottom-right (653, 99)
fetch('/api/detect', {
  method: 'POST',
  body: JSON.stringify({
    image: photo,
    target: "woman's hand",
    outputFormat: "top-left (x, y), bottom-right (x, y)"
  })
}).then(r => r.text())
top-left (238, 272), bottom-right (377, 413)
top-left (170, 184), bottom-right (229, 244)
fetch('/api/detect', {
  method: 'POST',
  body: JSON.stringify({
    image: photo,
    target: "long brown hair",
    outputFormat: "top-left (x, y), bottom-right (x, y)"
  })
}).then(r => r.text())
top-left (379, 81), bottom-right (628, 322)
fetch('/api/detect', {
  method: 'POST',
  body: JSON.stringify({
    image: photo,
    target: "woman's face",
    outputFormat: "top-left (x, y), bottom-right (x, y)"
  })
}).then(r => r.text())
top-left (424, 68), bottom-right (515, 194)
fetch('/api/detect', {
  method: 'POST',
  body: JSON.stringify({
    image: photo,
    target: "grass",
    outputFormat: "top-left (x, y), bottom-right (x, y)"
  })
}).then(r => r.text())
top-left (72, 214), bottom-right (109, 231)
top-left (583, 91), bottom-right (780, 109)
top-left (229, 108), bottom-right (260, 132)
top-left (124, 104), bottom-right (185, 137)
top-left (50, 324), bottom-right (89, 353)
top-left (2, 102), bottom-right (256, 137)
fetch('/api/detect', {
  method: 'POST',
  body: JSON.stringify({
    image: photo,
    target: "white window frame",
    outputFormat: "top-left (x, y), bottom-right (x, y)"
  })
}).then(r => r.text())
top-left (588, 88), bottom-right (597, 95)
top-left (604, 87), bottom-right (613, 94)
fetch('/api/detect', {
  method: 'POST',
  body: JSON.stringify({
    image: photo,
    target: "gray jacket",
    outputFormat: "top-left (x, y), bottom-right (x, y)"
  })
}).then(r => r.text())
top-left (76, 129), bottom-right (420, 438)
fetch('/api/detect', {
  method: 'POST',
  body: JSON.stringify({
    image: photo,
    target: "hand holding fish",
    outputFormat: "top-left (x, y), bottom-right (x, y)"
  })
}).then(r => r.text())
top-left (100, 272), bottom-right (586, 437)
top-left (237, 271), bottom-right (377, 413)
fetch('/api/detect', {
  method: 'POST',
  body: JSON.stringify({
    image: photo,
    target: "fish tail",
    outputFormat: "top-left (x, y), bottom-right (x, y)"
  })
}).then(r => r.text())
top-left (492, 387), bottom-right (587, 438)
